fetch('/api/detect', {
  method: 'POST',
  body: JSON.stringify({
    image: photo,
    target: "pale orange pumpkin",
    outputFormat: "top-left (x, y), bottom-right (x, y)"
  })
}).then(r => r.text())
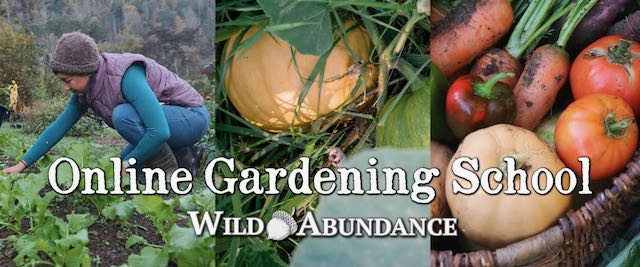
top-left (445, 124), bottom-right (572, 249)
top-left (223, 21), bottom-right (377, 132)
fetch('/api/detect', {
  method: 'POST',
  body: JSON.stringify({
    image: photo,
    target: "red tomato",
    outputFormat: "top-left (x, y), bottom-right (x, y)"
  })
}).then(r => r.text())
top-left (570, 35), bottom-right (640, 116)
top-left (555, 94), bottom-right (638, 181)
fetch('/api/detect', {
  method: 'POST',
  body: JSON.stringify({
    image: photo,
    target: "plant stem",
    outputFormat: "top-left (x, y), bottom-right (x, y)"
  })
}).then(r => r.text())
top-left (512, 0), bottom-right (530, 20)
top-left (0, 222), bottom-right (19, 233)
top-left (395, 58), bottom-right (427, 91)
top-left (376, 10), bottom-right (426, 109)
top-left (608, 39), bottom-right (634, 64)
top-left (27, 260), bottom-right (54, 266)
top-left (605, 113), bottom-right (634, 139)
top-left (506, 0), bottom-right (539, 58)
top-left (520, 3), bottom-right (574, 53)
top-left (474, 72), bottom-right (515, 100)
top-left (521, 0), bottom-right (553, 42)
top-left (358, 7), bottom-right (386, 113)
top-left (556, 0), bottom-right (598, 48)
top-left (392, 12), bottom-right (424, 55)
top-left (507, 0), bottom-right (568, 59)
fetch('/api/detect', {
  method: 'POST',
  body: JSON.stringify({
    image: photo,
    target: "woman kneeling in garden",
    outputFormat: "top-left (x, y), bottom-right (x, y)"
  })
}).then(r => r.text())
top-left (2, 31), bottom-right (210, 175)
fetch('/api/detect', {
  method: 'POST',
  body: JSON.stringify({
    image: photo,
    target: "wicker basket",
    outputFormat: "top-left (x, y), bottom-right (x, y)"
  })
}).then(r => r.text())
top-left (431, 152), bottom-right (640, 266)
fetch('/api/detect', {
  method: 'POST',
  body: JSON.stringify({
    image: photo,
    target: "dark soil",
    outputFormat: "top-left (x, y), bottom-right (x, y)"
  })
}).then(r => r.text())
top-left (0, 228), bottom-right (16, 267)
top-left (87, 214), bottom-right (164, 266)
top-left (0, 155), bottom-right (11, 169)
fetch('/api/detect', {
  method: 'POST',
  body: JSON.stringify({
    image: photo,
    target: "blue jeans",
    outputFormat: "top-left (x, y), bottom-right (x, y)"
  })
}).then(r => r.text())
top-left (112, 104), bottom-right (210, 165)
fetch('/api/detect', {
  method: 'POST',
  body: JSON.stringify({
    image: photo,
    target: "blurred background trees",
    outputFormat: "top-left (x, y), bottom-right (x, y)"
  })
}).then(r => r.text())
top-left (0, 0), bottom-right (214, 134)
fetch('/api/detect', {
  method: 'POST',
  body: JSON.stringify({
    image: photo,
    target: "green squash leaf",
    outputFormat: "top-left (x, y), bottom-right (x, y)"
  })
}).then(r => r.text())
top-left (65, 142), bottom-right (91, 168)
top-left (166, 225), bottom-right (215, 267)
top-left (132, 196), bottom-right (177, 232)
top-left (257, 0), bottom-right (333, 55)
top-left (14, 175), bottom-right (47, 208)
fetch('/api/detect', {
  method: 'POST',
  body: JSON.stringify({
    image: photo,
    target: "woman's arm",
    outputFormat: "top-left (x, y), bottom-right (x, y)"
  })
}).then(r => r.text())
top-left (120, 63), bottom-right (170, 163)
top-left (21, 94), bottom-right (84, 166)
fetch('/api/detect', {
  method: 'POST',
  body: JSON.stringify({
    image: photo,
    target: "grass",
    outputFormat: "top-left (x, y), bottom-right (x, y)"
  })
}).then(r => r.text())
top-left (214, 0), bottom-right (429, 265)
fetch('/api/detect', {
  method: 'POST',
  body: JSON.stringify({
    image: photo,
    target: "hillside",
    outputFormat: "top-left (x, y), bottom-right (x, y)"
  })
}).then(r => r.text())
top-left (0, 0), bottom-right (215, 79)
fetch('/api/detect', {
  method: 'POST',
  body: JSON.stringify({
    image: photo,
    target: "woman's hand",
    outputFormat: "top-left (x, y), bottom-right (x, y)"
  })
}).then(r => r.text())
top-left (2, 161), bottom-right (27, 175)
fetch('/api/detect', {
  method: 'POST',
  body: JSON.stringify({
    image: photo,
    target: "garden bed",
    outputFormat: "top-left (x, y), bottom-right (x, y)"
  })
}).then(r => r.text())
top-left (0, 126), bottom-right (215, 266)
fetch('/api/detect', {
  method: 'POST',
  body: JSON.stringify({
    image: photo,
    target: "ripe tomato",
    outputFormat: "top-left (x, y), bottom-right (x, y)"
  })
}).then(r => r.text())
top-left (555, 94), bottom-right (638, 181)
top-left (570, 35), bottom-right (640, 116)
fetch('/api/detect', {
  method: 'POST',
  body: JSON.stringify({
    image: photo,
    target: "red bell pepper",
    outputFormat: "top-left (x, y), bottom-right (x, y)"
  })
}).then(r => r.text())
top-left (446, 72), bottom-right (516, 139)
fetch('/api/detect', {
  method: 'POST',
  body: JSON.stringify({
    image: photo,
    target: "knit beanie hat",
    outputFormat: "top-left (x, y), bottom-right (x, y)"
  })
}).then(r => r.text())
top-left (49, 32), bottom-right (100, 75)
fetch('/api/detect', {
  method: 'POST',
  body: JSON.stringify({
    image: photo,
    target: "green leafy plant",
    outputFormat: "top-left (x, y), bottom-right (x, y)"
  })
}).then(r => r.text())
top-left (132, 195), bottom-right (178, 234)
top-left (1, 170), bottom-right (93, 266)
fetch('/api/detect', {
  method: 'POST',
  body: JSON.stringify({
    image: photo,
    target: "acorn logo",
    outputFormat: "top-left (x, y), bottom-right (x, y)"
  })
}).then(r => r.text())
top-left (267, 209), bottom-right (298, 241)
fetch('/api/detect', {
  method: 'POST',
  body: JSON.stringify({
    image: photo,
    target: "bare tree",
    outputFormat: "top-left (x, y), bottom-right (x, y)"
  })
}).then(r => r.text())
top-left (17, 0), bottom-right (33, 34)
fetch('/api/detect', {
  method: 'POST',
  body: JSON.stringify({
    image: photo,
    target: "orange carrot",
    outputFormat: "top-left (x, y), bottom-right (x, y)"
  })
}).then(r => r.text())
top-left (513, 0), bottom-right (599, 130)
top-left (513, 45), bottom-right (570, 130)
top-left (471, 0), bottom-right (574, 87)
top-left (430, 0), bottom-right (513, 78)
top-left (430, 2), bottom-right (448, 28)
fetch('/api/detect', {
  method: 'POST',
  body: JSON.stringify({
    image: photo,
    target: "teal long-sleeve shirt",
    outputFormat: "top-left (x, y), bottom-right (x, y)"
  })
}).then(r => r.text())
top-left (22, 63), bottom-right (170, 166)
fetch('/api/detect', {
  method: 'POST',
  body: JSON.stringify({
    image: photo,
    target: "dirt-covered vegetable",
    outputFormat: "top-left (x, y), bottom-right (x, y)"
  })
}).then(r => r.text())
top-left (470, 48), bottom-right (523, 88)
top-left (471, 0), bottom-right (572, 88)
top-left (513, 0), bottom-right (598, 130)
top-left (430, 0), bottom-right (514, 78)
top-left (608, 10), bottom-right (640, 42)
top-left (566, 0), bottom-right (637, 53)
